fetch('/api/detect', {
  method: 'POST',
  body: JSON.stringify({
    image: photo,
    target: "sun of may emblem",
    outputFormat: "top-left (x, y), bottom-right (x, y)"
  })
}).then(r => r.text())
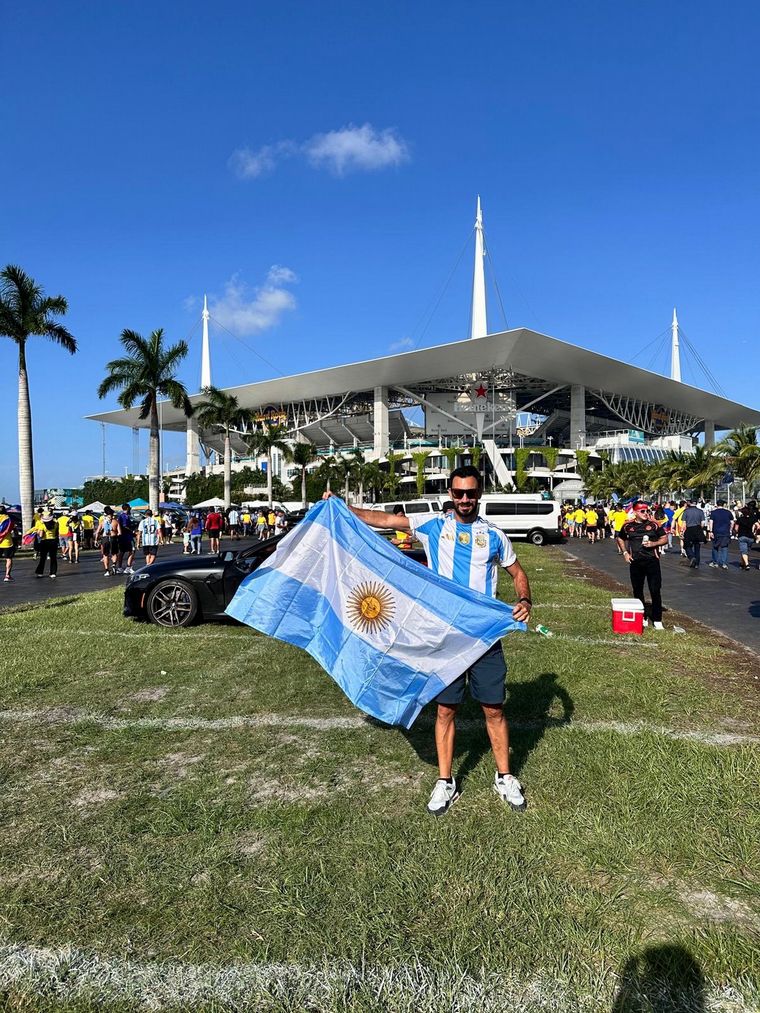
top-left (347, 581), bottom-right (396, 634)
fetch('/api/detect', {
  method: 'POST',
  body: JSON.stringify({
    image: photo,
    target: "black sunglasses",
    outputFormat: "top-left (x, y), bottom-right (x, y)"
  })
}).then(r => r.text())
top-left (450, 488), bottom-right (479, 500)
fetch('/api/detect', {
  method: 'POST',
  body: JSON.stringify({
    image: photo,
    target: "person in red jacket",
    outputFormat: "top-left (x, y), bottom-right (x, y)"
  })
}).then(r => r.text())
top-left (205, 508), bottom-right (224, 553)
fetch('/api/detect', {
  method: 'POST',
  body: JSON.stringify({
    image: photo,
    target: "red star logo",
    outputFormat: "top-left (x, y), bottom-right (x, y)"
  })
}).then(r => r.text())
top-left (474, 384), bottom-right (488, 398)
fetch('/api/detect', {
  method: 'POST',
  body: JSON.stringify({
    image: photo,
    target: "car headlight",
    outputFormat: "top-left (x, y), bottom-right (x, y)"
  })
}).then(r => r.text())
top-left (127, 572), bottom-right (151, 586)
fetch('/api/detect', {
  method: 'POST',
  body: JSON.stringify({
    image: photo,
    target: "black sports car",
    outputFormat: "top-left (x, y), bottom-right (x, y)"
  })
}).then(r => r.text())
top-left (124, 536), bottom-right (428, 628)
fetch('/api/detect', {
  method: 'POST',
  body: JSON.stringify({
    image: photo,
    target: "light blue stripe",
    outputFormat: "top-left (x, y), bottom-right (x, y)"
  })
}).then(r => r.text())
top-left (226, 568), bottom-right (447, 728)
top-left (307, 502), bottom-right (519, 641)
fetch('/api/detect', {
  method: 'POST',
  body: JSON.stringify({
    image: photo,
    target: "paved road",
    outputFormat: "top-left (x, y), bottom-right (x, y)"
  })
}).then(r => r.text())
top-left (0, 541), bottom-right (254, 611)
top-left (562, 536), bottom-right (760, 656)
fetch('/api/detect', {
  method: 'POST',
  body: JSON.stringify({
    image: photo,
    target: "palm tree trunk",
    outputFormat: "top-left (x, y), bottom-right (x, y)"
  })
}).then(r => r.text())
top-left (17, 340), bottom-right (35, 531)
top-left (149, 400), bottom-right (160, 513)
top-left (301, 467), bottom-right (307, 509)
top-left (267, 452), bottom-right (273, 505)
top-left (223, 430), bottom-right (232, 509)
top-left (16, 340), bottom-right (34, 530)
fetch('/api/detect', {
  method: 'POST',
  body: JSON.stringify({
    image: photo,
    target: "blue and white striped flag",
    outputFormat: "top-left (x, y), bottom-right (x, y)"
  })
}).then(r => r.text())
top-left (226, 497), bottom-right (526, 728)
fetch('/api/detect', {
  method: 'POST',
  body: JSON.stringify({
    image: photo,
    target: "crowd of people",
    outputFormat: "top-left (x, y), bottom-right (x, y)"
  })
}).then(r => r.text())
top-left (0, 502), bottom-right (291, 582)
top-left (560, 499), bottom-right (760, 570)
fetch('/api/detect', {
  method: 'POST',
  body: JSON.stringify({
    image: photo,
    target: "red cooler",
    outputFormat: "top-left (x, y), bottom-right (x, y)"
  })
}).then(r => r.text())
top-left (611, 598), bottom-right (644, 635)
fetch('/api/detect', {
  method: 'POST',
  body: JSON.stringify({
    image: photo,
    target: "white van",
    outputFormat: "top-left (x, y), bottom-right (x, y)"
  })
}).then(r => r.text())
top-left (477, 494), bottom-right (563, 546)
top-left (366, 496), bottom-right (562, 545)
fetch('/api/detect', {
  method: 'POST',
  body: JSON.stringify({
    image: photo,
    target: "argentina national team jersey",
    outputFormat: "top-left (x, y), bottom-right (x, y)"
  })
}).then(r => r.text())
top-left (408, 513), bottom-right (516, 597)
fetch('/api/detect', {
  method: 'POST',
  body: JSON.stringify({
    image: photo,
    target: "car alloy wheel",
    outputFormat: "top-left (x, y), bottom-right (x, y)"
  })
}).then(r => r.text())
top-left (147, 579), bottom-right (198, 628)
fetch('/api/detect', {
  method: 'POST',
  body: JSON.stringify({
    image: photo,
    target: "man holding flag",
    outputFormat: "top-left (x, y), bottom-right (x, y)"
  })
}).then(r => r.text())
top-left (327, 466), bottom-right (532, 816)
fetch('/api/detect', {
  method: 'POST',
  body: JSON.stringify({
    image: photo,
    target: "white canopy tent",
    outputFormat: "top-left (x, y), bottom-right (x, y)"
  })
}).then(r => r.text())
top-left (191, 497), bottom-right (227, 509)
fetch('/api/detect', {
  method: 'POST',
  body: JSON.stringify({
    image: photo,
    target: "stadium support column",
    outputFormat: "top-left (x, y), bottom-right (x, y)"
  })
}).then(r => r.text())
top-left (186, 416), bottom-right (200, 475)
top-left (374, 386), bottom-right (389, 456)
top-left (571, 384), bottom-right (587, 449)
top-left (704, 420), bottom-right (715, 447)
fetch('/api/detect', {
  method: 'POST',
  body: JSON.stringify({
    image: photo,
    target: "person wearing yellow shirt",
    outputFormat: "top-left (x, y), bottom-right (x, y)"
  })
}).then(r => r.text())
top-left (584, 506), bottom-right (599, 544)
top-left (81, 510), bottom-right (95, 550)
top-left (0, 508), bottom-right (16, 582)
top-left (267, 509), bottom-right (276, 536)
top-left (672, 501), bottom-right (687, 557)
top-left (241, 511), bottom-right (252, 538)
top-left (57, 513), bottom-right (72, 562)
top-left (572, 506), bottom-right (586, 538)
top-left (33, 510), bottom-right (59, 578)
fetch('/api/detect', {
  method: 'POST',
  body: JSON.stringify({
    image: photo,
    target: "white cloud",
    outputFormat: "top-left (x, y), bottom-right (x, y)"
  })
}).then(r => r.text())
top-left (266, 264), bottom-right (298, 285)
top-left (209, 268), bottom-right (298, 337)
top-left (183, 295), bottom-right (198, 312)
top-left (304, 124), bottom-right (409, 176)
top-left (229, 124), bottom-right (409, 180)
top-left (228, 141), bottom-right (296, 179)
top-left (389, 336), bottom-right (414, 353)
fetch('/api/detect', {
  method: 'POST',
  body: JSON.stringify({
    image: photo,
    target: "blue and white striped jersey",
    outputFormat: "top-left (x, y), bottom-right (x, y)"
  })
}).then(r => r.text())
top-left (408, 513), bottom-right (517, 597)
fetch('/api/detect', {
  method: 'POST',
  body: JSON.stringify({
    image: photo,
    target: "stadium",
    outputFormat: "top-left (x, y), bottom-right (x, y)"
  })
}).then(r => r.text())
top-left (88, 200), bottom-right (760, 500)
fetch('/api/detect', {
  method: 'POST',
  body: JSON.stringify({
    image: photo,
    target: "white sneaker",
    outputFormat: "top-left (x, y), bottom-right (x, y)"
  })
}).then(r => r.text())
top-left (124, 566), bottom-right (134, 575)
top-left (493, 773), bottom-right (526, 811)
top-left (426, 777), bottom-right (459, 817)
top-left (104, 570), bottom-right (110, 577)
top-left (643, 619), bottom-right (649, 628)
top-left (115, 567), bottom-right (124, 574)
top-left (653, 621), bottom-right (665, 630)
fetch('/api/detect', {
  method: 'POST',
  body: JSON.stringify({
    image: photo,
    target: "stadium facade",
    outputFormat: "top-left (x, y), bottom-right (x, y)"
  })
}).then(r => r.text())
top-left (88, 200), bottom-right (760, 499)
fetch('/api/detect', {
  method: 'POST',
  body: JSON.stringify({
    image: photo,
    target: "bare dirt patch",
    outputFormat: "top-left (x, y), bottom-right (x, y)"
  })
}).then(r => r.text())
top-left (160, 751), bottom-right (205, 780)
top-left (72, 788), bottom-right (121, 807)
top-left (126, 687), bottom-right (170, 704)
top-left (678, 887), bottom-right (759, 930)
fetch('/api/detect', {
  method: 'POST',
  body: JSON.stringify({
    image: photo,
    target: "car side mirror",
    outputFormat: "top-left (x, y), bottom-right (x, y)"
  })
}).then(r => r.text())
top-left (221, 549), bottom-right (238, 562)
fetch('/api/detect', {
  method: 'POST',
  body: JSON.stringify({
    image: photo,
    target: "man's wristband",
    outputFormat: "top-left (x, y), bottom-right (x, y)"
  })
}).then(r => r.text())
top-left (517, 597), bottom-right (532, 606)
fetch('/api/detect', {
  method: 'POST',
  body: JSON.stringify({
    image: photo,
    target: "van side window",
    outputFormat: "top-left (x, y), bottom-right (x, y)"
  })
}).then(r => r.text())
top-left (404, 503), bottom-right (434, 514)
top-left (484, 502), bottom-right (554, 516)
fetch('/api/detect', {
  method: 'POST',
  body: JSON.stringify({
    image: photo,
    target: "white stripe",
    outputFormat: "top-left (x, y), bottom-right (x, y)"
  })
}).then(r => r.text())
top-left (0, 708), bottom-right (756, 746)
top-left (468, 522), bottom-right (489, 595)
top-left (436, 517), bottom-right (455, 579)
top-left (269, 520), bottom-right (486, 681)
top-left (0, 944), bottom-right (752, 1013)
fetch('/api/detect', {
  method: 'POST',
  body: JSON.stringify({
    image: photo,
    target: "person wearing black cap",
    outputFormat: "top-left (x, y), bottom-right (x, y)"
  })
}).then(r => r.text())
top-left (616, 501), bottom-right (669, 630)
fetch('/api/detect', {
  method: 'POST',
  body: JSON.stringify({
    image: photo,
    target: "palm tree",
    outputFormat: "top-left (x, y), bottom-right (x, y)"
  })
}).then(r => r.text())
top-left (245, 424), bottom-right (292, 505)
top-left (685, 445), bottom-right (724, 499)
top-left (98, 329), bottom-right (193, 513)
top-left (0, 265), bottom-right (77, 530)
top-left (411, 450), bottom-right (431, 497)
top-left (291, 440), bottom-right (319, 508)
top-left (716, 425), bottom-right (760, 495)
top-left (359, 459), bottom-right (383, 503)
top-left (194, 386), bottom-right (244, 508)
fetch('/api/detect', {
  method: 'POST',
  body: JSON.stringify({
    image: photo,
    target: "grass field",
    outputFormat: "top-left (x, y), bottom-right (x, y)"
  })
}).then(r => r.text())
top-left (0, 545), bottom-right (758, 1012)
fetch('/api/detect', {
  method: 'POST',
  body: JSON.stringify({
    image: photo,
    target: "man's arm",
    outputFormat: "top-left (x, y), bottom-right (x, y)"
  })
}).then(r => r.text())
top-left (322, 492), bottom-right (411, 531)
top-left (505, 559), bottom-right (532, 623)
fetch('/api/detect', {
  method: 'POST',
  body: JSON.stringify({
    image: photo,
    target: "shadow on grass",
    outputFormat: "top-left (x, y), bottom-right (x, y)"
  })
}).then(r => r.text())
top-left (612, 944), bottom-right (705, 1012)
top-left (392, 671), bottom-right (573, 792)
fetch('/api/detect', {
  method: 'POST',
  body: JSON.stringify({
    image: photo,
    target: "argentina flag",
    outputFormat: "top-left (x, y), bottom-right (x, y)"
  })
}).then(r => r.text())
top-left (226, 497), bottom-right (526, 728)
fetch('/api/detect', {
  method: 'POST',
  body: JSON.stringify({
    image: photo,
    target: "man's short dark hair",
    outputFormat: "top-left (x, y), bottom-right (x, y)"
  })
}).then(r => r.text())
top-left (392, 505), bottom-right (405, 515)
top-left (717, 499), bottom-right (726, 506)
top-left (122, 503), bottom-right (129, 511)
top-left (449, 465), bottom-right (482, 488)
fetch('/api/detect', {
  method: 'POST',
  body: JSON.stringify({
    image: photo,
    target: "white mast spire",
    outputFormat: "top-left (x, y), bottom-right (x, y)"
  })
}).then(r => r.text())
top-left (470, 196), bottom-right (487, 339)
top-left (201, 294), bottom-right (212, 390)
top-left (670, 307), bottom-right (681, 382)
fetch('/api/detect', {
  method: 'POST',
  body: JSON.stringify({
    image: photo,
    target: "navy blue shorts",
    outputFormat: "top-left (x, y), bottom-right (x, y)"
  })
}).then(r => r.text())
top-left (435, 642), bottom-right (507, 706)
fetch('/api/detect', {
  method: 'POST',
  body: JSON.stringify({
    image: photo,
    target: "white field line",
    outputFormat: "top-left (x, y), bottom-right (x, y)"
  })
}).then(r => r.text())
top-left (548, 634), bottom-right (660, 648)
top-left (0, 943), bottom-right (754, 1013)
top-left (11, 625), bottom-right (660, 649)
top-left (0, 708), bottom-right (756, 747)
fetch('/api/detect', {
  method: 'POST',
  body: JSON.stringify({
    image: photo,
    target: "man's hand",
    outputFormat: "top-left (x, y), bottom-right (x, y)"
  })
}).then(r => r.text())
top-left (322, 491), bottom-right (337, 500)
top-left (512, 599), bottom-right (532, 623)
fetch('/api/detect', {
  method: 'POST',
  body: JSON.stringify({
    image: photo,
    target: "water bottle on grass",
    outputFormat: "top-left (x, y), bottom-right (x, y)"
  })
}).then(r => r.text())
top-left (534, 624), bottom-right (554, 637)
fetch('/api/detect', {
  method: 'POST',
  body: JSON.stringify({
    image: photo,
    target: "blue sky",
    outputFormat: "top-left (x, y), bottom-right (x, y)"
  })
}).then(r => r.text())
top-left (2, 1), bottom-right (759, 497)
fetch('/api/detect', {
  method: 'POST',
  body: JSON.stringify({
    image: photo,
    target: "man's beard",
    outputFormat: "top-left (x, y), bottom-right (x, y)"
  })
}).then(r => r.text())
top-left (453, 500), bottom-right (478, 522)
